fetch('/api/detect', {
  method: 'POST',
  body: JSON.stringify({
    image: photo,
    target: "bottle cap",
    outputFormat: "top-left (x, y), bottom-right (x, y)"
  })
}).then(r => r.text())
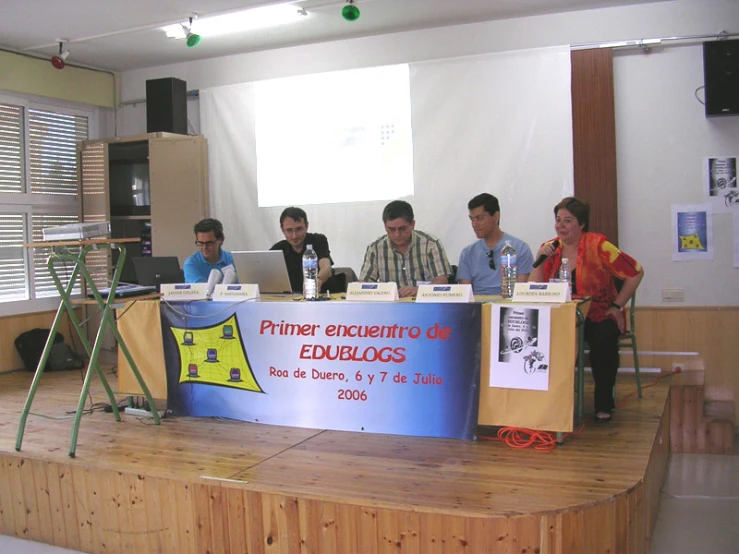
top-left (306, 244), bottom-right (312, 249)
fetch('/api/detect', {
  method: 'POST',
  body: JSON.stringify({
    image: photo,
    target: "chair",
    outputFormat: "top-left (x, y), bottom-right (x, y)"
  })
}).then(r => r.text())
top-left (328, 267), bottom-right (357, 294)
top-left (575, 289), bottom-right (642, 420)
top-left (618, 291), bottom-right (642, 398)
top-left (575, 303), bottom-right (587, 419)
top-left (448, 264), bottom-right (458, 284)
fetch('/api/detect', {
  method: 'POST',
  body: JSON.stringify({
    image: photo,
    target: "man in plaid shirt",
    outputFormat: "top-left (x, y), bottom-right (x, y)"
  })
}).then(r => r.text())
top-left (360, 200), bottom-right (451, 298)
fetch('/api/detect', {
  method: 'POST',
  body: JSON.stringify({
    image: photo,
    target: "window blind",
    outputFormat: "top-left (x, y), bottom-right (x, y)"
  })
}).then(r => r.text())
top-left (0, 214), bottom-right (27, 300)
top-left (32, 214), bottom-right (82, 298)
top-left (0, 103), bottom-right (23, 194)
top-left (28, 108), bottom-right (88, 196)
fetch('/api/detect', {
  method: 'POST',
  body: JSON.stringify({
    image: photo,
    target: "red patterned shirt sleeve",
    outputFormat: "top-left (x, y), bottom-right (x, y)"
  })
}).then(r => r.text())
top-left (597, 238), bottom-right (642, 281)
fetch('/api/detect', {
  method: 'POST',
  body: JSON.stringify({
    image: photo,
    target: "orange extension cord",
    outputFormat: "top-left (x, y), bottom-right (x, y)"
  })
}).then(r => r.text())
top-left (479, 370), bottom-right (679, 452)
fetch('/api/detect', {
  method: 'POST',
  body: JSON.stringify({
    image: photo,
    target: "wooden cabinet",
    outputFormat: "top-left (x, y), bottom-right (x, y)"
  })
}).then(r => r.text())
top-left (78, 132), bottom-right (208, 287)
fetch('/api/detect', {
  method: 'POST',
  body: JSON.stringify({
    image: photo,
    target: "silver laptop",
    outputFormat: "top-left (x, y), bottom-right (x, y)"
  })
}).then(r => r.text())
top-left (231, 250), bottom-right (293, 294)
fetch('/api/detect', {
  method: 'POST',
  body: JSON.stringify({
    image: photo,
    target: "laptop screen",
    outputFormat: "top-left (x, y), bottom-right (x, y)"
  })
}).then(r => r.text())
top-left (231, 251), bottom-right (292, 294)
top-left (132, 256), bottom-right (184, 290)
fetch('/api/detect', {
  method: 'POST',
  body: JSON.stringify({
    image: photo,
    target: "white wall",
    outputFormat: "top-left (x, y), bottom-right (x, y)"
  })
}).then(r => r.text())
top-left (117, 0), bottom-right (739, 306)
top-left (615, 44), bottom-right (739, 306)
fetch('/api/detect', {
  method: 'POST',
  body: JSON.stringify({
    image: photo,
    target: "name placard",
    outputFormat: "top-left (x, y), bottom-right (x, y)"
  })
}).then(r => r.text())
top-left (345, 282), bottom-right (399, 302)
top-left (512, 282), bottom-right (570, 303)
top-left (415, 284), bottom-right (474, 303)
top-left (212, 284), bottom-right (260, 302)
top-left (161, 283), bottom-right (207, 301)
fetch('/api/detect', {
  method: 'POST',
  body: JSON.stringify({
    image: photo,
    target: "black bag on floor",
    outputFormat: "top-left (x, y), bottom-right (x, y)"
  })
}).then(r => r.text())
top-left (14, 328), bottom-right (84, 372)
top-left (47, 342), bottom-right (86, 371)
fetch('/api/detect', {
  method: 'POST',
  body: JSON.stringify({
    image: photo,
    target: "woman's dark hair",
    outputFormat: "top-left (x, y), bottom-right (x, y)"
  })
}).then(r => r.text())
top-left (554, 197), bottom-right (589, 232)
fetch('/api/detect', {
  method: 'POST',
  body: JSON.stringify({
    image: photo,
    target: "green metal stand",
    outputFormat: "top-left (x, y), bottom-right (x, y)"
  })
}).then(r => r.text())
top-left (575, 304), bottom-right (586, 420)
top-left (15, 240), bottom-right (160, 458)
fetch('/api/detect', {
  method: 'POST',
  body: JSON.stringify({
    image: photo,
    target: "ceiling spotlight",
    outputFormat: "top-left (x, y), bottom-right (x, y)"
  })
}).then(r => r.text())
top-left (51, 41), bottom-right (70, 70)
top-left (181, 16), bottom-right (202, 48)
top-left (342, 0), bottom-right (360, 22)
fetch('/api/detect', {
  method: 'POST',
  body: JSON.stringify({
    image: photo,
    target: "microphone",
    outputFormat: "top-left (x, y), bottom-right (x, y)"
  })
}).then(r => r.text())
top-left (532, 240), bottom-right (560, 269)
top-left (222, 264), bottom-right (238, 285)
top-left (221, 264), bottom-right (238, 285)
top-left (205, 268), bottom-right (223, 299)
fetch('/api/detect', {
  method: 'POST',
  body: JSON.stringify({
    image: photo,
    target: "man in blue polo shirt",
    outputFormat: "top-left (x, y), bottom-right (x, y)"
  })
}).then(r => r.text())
top-left (457, 193), bottom-right (534, 295)
top-left (183, 218), bottom-right (235, 283)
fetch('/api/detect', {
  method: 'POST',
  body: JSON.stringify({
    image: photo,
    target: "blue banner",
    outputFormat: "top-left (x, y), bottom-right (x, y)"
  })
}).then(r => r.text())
top-left (161, 301), bottom-right (481, 440)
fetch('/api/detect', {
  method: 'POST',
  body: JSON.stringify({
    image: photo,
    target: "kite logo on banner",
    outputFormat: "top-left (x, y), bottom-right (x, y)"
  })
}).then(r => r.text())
top-left (169, 315), bottom-right (264, 393)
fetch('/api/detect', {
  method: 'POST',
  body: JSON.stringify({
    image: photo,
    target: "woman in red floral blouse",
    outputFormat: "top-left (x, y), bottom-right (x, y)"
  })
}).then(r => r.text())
top-left (529, 197), bottom-right (644, 423)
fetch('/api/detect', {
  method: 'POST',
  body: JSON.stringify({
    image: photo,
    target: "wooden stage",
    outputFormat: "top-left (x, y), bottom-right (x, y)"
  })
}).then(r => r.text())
top-left (0, 369), bottom-right (670, 554)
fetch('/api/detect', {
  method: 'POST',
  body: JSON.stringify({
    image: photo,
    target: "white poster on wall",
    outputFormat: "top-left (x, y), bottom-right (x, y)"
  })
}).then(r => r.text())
top-left (671, 204), bottom-right (714, 261)
top-left (490, 304), bottom-right (551, 391)
top-left (734, 212), bottom-right (739, 268)
top-left (703, 156), bottom-right (739, 213)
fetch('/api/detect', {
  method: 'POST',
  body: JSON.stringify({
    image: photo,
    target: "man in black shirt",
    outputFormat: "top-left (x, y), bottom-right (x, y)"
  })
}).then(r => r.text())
top-left (270, 207), bottom-right (340, 293)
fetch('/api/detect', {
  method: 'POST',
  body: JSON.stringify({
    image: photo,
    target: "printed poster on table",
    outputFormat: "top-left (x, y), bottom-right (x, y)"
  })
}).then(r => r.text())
top-left (490, 304), bottom-right (551, 391)
top-left (159, 301), bottom-right (482, 440)
top-left (671, 204), bottom-right (714, 261)
top-left (704, 156), bottom-right (739, 213)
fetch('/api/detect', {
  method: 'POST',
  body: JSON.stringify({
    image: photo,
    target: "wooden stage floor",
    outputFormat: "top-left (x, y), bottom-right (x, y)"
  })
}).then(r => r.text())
top-left (0, 369), bottom-right (670, 554)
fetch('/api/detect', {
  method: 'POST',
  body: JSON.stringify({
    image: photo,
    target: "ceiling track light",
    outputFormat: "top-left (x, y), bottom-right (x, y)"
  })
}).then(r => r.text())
top-left (342, 0), bottom-right (360, 22)
top-left (51, 40), bottom-right (70, 70)
top-left (182, 15), bottom-right (202, 48)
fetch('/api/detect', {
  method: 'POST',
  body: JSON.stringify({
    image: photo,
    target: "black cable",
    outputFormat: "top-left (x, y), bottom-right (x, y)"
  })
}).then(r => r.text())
top-left (694, 85), bottom-right (706, 106)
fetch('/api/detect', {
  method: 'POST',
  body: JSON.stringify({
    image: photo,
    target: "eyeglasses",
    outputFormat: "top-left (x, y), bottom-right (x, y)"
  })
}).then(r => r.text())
top-left (195, 240), bottom-right (217, 247)
top-left (486, 250), bottom-right (496, 271)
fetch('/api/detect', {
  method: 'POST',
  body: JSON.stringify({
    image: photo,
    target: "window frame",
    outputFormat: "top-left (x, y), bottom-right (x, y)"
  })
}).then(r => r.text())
top-left (0, 91), bottom-right (102, 317)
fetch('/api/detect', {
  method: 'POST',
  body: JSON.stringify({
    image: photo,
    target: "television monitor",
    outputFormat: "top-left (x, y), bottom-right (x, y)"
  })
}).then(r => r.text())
top-left (108, 141), bottom-right (151, 217)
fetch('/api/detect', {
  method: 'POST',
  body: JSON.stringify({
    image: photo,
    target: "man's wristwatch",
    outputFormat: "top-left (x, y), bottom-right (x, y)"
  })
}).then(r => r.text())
top-left (611, 302), bottom-right (623, 311)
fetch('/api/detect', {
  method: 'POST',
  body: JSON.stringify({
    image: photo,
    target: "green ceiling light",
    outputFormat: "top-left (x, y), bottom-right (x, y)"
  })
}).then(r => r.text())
top-left (341, 0), bottom-right (360, 22)
top-left (186, 32), bottom-right (202, 47)
top-left (183, 16), bottom-right (202, 48)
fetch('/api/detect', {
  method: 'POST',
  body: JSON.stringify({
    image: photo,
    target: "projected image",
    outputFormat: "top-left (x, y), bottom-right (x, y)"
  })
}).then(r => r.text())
top-left (254, 64), bottom-right (414, 207)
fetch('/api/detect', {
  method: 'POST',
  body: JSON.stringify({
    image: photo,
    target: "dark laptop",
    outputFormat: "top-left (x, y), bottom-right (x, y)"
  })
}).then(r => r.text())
top-left (132, 256), bottom-right (184, 291)
top-left (88, 283), bottom-right (157, 299)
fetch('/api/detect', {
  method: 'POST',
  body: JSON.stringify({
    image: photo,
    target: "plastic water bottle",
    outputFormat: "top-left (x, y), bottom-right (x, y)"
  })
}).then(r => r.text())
top-left (302, 244), bottom-right (318, 300)
top-left (559, 258), bottom-right (571, 294)
top-left (500, 240), bottom-right (517, 299)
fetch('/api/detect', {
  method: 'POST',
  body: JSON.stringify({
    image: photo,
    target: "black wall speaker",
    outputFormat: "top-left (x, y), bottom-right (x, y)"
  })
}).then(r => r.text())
top-left (703, 40), bottom-right (739, 117)
top-left (146, 77), bottom-right (188, 134)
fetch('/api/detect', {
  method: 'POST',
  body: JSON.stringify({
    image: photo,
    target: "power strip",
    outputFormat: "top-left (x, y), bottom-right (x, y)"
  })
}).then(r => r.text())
top-left (124, 407), bottom-right (164, 418)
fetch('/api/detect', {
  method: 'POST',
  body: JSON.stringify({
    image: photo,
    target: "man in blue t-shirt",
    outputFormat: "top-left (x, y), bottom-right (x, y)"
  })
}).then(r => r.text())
top-left (457, 193), bottom-right (534, 295)
top-left (183, 218), bottom-right (235, 283)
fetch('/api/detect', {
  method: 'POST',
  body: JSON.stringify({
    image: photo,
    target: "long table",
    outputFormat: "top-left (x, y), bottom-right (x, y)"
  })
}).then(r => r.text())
top-left (118, 298), bottom-right (578, 435)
